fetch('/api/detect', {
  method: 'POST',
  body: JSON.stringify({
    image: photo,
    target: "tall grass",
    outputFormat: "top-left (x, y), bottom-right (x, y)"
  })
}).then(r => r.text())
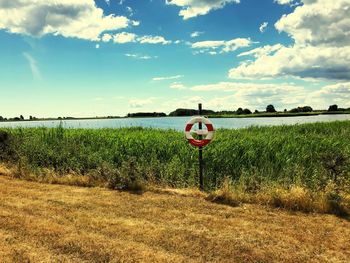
top-left (1, 121), bottom-right (350, 195)
top-left (1, 121), bottom-right (350, 214)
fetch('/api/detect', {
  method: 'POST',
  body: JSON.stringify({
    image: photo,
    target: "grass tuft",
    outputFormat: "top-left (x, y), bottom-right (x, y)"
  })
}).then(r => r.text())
top-left (206, 177), bottom-right (240, 207)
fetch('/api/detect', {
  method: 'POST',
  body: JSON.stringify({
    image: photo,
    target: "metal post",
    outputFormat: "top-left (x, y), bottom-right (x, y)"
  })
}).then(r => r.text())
top-left (198, 103), bottom-right (204, 190)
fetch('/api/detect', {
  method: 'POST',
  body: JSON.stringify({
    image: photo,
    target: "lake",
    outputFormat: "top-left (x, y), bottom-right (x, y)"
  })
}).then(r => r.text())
top-left (1, 114), bottom-right (350, 131)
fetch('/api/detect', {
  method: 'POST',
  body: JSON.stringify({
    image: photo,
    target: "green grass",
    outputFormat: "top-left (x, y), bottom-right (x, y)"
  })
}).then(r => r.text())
top-left (1, 121), bottom-right (350, 215)
top-left (1, 121), bottom-right (350, 193)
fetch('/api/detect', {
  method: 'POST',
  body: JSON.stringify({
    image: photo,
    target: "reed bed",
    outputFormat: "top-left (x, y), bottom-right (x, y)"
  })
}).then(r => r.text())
top-left (1, 121), bottom-right (349, 214)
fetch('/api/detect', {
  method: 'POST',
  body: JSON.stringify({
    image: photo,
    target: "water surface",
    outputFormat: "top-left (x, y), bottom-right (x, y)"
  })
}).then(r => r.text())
top-left (1, 114), bottom-right (350, 131)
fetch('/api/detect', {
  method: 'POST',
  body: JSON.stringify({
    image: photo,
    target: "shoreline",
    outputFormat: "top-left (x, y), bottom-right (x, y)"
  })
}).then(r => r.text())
top-left (1, 111), bottom-right (350, 123)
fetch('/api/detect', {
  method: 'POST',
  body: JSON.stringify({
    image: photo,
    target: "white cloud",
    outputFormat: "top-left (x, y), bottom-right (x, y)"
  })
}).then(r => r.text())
top-left (309, 82), bottom-right (350, 107)
top-left (274, 0), bottom-right (295, 4)
top-left (259, 22), bottom-right (268, 33)
top-left (192, 40), bottom-right (225, 49)
top-left (191, 31), bottom-right (204, 38)
top-left (23, 52), bottom-right (41, 80)
top-left (304, 82), bottom-right (350, 109)
top-left (275, 0), bottom-right (350, 47)
top-left (192, 38), bottom-right (253, 54)
top-left (101, 32), bottom-right (172, 45)
top-left (137, 35), bottom-right (171, 45)
top-left (125, 53), bottom-right (158, 60)
top-left (229, 0), bottom-right (350, 81)
top-left (170, 82), bottom-right (186, 90)
top-left (188, 80), bottom-right (350, 110)
top-left (129, 98), bottom-right (154, 108)
top-left (95, 44), bottom-right (100, 49)
top-left (237, 44), bottom-right (283, 58)
top-left (191, 81), bottom-right (302, 93)
top-left (190, 81), bottom-right (309, 110)
top-left (113, 32), bottom-right (137, 43)
top-left (0, 0), bottom-right (139, 41)
top-left (166, 0), bottom-right (240, 19)
top-left (153, 75), bottom-right (183, 81)
top-left (126, 6), bottom-right (134, 16)
top-left (230, 45), bottom-right (350, 80)
top-left (101, 33), bottom-right (113, 42)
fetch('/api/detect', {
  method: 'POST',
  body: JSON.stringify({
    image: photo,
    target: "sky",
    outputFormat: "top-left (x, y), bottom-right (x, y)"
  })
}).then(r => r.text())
top-left (0, 0), bottom-right (350, 118)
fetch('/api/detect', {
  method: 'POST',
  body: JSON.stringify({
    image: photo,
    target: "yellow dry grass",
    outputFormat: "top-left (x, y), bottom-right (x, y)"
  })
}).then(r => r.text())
top-left (0, 176), bottom-right (350, 263)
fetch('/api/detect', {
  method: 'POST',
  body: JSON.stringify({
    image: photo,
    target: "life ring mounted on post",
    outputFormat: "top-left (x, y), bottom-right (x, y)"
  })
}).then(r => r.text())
top-left (184, 116), bottom-right (215, 147)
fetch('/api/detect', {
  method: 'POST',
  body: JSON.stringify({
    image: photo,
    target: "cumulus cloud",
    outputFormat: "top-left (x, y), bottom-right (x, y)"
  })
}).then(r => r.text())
top-left (192, 38), bottom-right (252, 54)
top-left (137, 35), bottom-right (171, 45)
top-left (275, 0), bottom-right (350, 47)
top-left (229, 0), bottom-right (350, 81)
top-left (101, 33), bottom-right (113, 42)
top-left (166, 0), bottom-right (240, 19)
top-left (230, 45), bottom-right (350, 80)
top-left (0, 0), bottom-right (139, 41)
top-left (259, 22), bottom-right (268, 33)
top-left (113, 32), bottom-right (137, 43)
top-left (309, 82), bottom-right (350, 108)
top-left (153, 75), bottom-right (183, 81)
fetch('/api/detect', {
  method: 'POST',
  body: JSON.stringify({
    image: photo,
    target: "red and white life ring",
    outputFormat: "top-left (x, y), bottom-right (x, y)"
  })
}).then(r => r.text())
top-left (185, 116), bottom-right (215, 147)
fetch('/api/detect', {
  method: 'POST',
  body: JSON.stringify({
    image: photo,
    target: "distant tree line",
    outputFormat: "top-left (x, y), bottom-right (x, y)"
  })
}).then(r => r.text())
top-left (1, 104), bottom-right (350, 121)
top-left (0, 115), bottom-right (38, 122)
top-left (165, 104), bottom-right (350, 117)
top-left (127, 112), bottom-right (167, 118)
top-left (289, 106), bottom-right (313, 113)
top-left (168, 108), bottom-right (215, 116)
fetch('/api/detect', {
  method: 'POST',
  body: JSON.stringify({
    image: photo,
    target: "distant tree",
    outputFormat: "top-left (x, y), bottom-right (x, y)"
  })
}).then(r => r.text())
top-left (266, 104), bottom-right (276, 113)
top-left (0, 116), bottom-right (3, 121)
top-left (284, 109), bottom-right (287, 112)
top-left (20, 115), bottom-right (24, 120)
top-left (290, 106), bottom-right (313, 113)
top-left (328, 104), bottom-right (338, 112)
top-left (236, 107), bottom-right (244, 115)
top-left (254, 110), bottom-right (259, 114)
top-left (242, 108), bottom-right (252, 114)
top-left (302, 106), bottom-right (313, 112)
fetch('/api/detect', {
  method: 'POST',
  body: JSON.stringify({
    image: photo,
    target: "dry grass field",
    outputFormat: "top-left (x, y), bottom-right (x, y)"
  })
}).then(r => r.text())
top-left (0, 176), bottom-right (350, 263)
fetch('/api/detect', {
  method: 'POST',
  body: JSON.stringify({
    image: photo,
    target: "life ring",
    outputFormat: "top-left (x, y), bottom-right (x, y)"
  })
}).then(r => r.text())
top-left (185, 116), bottom-right (215, 147)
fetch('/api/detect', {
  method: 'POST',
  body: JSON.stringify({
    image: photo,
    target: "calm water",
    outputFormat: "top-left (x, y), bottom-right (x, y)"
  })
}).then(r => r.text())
top-left (1, 114), bottom-right (350, 131)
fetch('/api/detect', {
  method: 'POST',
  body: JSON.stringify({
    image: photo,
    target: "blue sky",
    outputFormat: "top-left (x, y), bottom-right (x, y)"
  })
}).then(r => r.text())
top-left (0, 0), bottom-right (349, 117)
